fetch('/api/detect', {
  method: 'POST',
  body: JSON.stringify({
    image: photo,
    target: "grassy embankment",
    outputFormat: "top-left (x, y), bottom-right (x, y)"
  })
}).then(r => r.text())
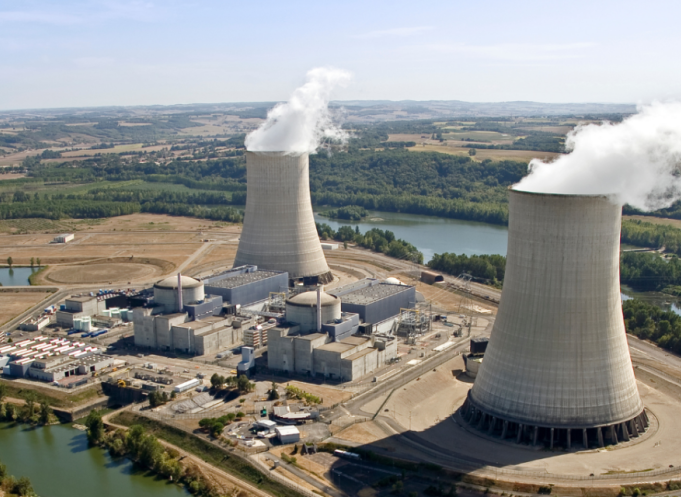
top-left (0, 378), bottom-right (103, 408)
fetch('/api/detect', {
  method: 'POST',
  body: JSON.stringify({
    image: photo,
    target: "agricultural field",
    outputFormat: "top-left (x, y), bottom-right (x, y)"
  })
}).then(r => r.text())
top-left (0, 290), bottom-right (54, 326)
top-left (407, 143), bottom-right (561, 162)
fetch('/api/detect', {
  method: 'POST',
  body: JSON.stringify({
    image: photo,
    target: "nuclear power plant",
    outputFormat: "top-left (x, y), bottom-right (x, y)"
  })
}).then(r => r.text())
top-left (463, 190), bottom-right (647, 449)
top-left (233, 151), bottom-right (333, 285)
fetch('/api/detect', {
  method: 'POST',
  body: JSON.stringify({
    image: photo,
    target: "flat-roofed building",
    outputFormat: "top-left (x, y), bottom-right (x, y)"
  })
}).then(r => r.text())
top-left (267, 326), bottom-right (396, 382)
top-left (203, 266), bottom-right (288, 306)
top-left (328, 279), bottom-right (416, 325)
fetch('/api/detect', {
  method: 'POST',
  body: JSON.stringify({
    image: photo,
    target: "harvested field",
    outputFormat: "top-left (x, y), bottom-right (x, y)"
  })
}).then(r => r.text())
top-left (0, 290), bottom-right (53, 325)
top-left (407, 143), bottom-right (561, 162)
top-left (46, 262), bottom-right (160, 284)
top-left (624, 215), bottom-right (681, 229)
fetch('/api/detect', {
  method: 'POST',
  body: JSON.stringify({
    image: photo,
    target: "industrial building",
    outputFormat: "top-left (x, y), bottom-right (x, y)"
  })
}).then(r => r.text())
top-left (133, 274), bottom-right (258, 355)
top-left (53, 233), bottom-right (74, 243)
top-left (233, 152), bottom-right (332, 285)
top-left (56, 295), bottom-right (107, 328)
top-left (267, 289), bottom-right (397, 381)
top-left (328, 279), bottom-right (416, 325)
top-left (203, 266), bottom-right (288, 306)
top-left (0, 336), bottom-right (111, 382)
top-left (133, 310), bottom-right (252, 355)
top-left (463, 190), bottom-right (646, 449)
top-left (275, 425), bottom-right (301, 444)
top-left (28, 354), bottom-right (114, 382)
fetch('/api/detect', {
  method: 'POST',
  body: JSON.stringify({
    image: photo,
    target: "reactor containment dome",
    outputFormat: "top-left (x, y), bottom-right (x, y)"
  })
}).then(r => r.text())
top-left (233, 152), bottom-right (332, 284)
top-left (463, 189), bottom-right (647, 449)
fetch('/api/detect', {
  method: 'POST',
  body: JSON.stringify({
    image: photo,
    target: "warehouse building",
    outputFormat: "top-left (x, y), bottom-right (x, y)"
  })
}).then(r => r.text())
top-left (54, 233), bottom-right (74, 243)
top-left (328, 279), bottom-right (416, 325)
top-left (56, 295), bottom-right (107, 328)
top-left (203, 266), bottom-right (288, 306)
top-left (28, 354), bottom-right (114, 382)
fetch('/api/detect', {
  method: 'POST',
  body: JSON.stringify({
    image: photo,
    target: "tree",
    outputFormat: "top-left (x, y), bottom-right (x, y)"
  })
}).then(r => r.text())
top-left (125, 425), bottom-right (146, 454)
top-left (468, 148), bottom-right (477, 156)
top-left (85, 409), bottom-right (105, 444)
top-left (0, 383), bottom-right (6, 404)
top-left (24, 391), bottom-right (37, 419)
top-left (6, 256), bottom-right (12, 268)
top-left (5, 403), bottom-right (16, 421)
top-left (39, 401), bottom-right (51, 425)
top-left (36, 258), bottom-right (41, 267)
top-left (236, 375), bottom-right (254, 393)
top-left (210, 422), bottom-right (224, 438)
top-left (267, 382), bottom-right (280, 401)
top-left (13, 476), bottom-right (35, 496)
top-left (210, 373), bottom-right (226, 390)
top-left (30, 257), bottom-right (34, 267)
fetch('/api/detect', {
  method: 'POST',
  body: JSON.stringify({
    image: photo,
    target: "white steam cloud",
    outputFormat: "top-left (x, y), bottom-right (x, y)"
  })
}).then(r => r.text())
top-left (245, 67), bottom-right (352, 154)
top-left (514, 102), bottom-right (681, 211)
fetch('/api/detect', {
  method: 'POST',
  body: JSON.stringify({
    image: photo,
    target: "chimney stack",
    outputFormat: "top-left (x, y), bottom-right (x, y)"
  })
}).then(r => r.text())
top-left (177, 273), bottom-right (183, 312)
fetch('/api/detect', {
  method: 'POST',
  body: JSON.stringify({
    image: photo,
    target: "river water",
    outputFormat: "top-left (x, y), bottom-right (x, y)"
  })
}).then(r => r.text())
top-left (0, 423), bottom-right (188, 497)
top-left (314, 210), bottom-right (508, 261)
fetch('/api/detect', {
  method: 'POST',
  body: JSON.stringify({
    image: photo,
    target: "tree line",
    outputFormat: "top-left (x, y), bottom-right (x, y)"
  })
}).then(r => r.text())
top-left (84, 411), bottom-right (222, 497)
top-left (428, 252), bottom-right (506, 286)
top-left (621, 219), bottom-right (681, 255)
top-left (316, 223), bottom-right (424, 264)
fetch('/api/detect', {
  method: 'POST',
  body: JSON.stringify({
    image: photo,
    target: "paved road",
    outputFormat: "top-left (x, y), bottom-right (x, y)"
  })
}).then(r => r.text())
top-left (263, 453), bottom-right (344, 497)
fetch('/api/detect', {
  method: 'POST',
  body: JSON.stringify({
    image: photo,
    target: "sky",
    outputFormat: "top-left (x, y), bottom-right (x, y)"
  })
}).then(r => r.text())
top-left (2, 0), bottom-right (681, 110)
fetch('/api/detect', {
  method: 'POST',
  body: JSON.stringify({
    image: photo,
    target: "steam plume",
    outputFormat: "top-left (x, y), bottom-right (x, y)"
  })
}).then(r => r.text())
top-left (514, 102), bottom-right (681, 211)
top-left (245, 67), bottom-right (351, 154)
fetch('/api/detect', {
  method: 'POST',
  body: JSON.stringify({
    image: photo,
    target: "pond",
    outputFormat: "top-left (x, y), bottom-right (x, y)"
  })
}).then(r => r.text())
top-left (0, 422), bottom-right (188, 497)
top-left (0, 267), bottom-right (41, 286)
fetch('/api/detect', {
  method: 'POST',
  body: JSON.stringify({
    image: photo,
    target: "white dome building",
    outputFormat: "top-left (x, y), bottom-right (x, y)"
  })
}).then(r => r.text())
top-left (286, 290), bottom-right (341, 332)
top-left (153, 275), bottom-right (204, 313)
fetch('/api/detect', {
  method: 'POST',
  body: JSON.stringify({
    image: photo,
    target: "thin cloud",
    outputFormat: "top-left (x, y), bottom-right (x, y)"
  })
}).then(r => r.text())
top-left (0, 11), bottom-right (82, 25)
top-left (354, 26), bottom-right (434, 39)
top-left (0, 1), bottom-right (158, 25)
top-left (427, 42), bottom-right (596, 61)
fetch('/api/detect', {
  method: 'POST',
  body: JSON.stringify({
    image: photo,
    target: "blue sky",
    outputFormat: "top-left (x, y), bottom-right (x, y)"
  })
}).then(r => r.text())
top-left (2, 0), bottom-right (681, 109)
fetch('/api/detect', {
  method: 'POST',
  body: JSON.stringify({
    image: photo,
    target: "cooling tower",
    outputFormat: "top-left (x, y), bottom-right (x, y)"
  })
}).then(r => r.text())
top-left (463, 190), bottom-right (647, 449)
top-left (234, 151), bottom-right (332, 284)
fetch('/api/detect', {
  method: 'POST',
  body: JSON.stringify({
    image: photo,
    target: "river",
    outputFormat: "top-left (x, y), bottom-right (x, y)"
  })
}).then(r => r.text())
top-left (314, 210), bottom-right (508, 261)
top-left (0, 423), bottom-right (188, 497)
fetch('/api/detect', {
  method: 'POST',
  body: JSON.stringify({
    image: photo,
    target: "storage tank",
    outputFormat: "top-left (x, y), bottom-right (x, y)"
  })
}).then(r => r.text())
top-left (233, 152), bottom-right (332, 284)
top-left (286, 290), bottom-right (340, 332)
top-left (153, 275), bottom-right (204, 313)
top-left (463, 190), bottom-right (646, 449)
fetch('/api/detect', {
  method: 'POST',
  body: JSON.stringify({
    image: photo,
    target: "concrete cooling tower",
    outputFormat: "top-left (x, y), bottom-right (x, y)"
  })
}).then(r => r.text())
top-left (233, 151), bottom-right (332, 284)
top-left (462, 190), bottom-right (647, 449)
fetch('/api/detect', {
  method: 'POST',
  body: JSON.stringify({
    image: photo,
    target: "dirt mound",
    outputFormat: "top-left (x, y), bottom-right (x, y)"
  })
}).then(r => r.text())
top-left (46, 262), bottom-right (160, 284)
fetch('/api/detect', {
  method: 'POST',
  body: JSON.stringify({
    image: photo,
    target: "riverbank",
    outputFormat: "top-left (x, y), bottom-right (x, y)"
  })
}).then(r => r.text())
top-left (109, 410), bottom-right (305, 497)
